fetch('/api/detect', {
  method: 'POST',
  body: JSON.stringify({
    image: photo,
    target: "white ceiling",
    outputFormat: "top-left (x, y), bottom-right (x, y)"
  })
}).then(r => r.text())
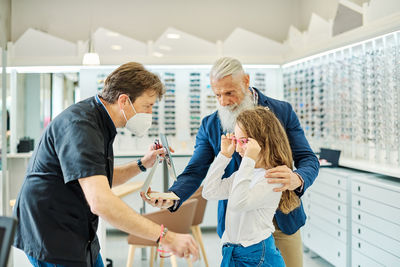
top-left (9, 0), bottom-right (369, 44)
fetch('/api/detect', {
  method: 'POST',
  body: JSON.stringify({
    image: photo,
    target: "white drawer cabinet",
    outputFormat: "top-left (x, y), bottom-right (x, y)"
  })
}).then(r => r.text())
top-left (313, 168), bottom-right (349, 191)
top-left (351, 195), bottom-right (400, 224)
top-left (305, 201), bottom-right (347, 230)
top-left (303, 168), bottom-right (400, 267)
top-left (351, 174), bottom-right (400, 267)
top-left (306, 190), bottom-right (348, 217)
top-left (352, 209), bottom-right (400, 242)
top-left (307, 212), bottom-right (347, 243)
top-left (302, 168), bottom-right (353, 266)
top-left (352, 236), bottom-right (400, 266)
top-left (351, 178), bottom-right (400, 208)
top-left (352, 250), bottom-right (384, 267)
top-left (302, 223), bottom-right (347, 267)
top-left (352, 222), bottom-right (400, 257)
top-left (308, 181), bottom-right (347, 203)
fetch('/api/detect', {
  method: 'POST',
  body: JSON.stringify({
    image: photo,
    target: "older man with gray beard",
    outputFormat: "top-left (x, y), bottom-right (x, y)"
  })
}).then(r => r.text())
top-left (141, 57), bottom-right (319, 267)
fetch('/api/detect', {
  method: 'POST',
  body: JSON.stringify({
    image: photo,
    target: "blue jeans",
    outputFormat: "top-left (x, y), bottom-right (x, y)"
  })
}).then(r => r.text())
top-left (221, 235), bottom-right (285, 267)
top-left (26, 253), bottom-right (104, 267)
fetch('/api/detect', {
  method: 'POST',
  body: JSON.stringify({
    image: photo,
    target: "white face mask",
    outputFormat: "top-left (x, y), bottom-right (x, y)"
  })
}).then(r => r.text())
top-left (121, 98), bottom-right (152, 137)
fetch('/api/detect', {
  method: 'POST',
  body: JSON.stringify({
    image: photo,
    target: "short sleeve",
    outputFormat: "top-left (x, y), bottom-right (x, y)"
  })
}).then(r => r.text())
top-left (54, 120), bottom-right (107, 183)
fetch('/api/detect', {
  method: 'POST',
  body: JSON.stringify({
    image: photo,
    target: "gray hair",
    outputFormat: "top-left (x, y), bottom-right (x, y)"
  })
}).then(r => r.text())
top-left (210, 57), bottom-right (244, 81)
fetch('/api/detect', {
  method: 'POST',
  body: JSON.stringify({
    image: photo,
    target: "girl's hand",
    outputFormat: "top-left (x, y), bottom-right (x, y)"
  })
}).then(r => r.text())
top-left (244, 138), bottom-right (261, 161)
top-left (221, 133), bottom-right (235, 158)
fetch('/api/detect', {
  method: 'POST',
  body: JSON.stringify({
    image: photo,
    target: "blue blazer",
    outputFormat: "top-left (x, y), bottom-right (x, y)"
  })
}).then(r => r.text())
top-left (169, 88), bottom-right (319, 236)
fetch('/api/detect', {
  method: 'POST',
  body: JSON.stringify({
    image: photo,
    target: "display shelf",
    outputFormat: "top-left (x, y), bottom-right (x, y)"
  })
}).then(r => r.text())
top-left (283, 30), bottom-right (400, 172)
top-left (81, 65), bottom-right (280, 155)
top-left (7, 153), bottom-right (33, 158)
top-left (339, 157), bottom-right (400, 179)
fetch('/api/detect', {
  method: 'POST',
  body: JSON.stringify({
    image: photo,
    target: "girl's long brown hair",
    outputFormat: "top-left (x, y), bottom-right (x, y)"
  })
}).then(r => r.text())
top-left (236, 107), bottom-right (300, 214)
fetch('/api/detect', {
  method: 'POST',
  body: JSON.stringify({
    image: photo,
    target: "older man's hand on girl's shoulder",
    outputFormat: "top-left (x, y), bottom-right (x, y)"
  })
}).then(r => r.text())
top-left (265, 166), bottom-right (304, 192)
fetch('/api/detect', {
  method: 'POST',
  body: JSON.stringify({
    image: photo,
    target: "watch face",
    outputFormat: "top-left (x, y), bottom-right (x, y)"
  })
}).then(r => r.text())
top-left (160, 134), bottom-right (177, 180)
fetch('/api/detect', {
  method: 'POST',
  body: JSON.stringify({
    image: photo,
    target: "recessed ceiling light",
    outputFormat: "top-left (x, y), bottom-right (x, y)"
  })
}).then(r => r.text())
top-left (166, 33), bottom-right (180, 39)
top-left (159, 45), bottom-right (171, 51)
top-left (153, 52), bottom-right (164, 57)
top-left (111, 45), bottom-right (122, 50)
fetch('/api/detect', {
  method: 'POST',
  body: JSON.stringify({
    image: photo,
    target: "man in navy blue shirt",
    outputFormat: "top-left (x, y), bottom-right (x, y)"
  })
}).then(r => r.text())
top-left (13, 62), bottom-right (198, 267)
top-left (142, 57), bottom-right (319, 267)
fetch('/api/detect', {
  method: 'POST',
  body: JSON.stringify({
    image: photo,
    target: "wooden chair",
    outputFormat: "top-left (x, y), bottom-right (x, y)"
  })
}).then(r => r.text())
top-left (188, 186), bottom-right (209, 267)
top-left (126, 198), bottom-right (198, 267)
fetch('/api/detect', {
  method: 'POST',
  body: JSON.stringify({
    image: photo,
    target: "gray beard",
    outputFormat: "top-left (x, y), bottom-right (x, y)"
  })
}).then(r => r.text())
top-left (217, 93), bottom-right (255, 133)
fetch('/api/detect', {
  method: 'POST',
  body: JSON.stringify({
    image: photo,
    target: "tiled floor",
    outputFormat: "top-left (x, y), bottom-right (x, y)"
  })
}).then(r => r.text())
top-left (105, 229), bottom-right (333, 267)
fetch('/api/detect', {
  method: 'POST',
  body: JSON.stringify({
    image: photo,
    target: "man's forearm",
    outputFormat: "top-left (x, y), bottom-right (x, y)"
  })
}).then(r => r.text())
top-left (112, 161), bottom-right (142, 187)
top-left (96, 191), bottom-right (160, 241)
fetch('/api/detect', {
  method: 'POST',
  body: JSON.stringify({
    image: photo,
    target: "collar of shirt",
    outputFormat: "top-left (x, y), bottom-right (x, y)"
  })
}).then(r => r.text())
top-left (248, 87), bottom-right (259, 105)
top-left (95, 94), bottom-right (117, 135)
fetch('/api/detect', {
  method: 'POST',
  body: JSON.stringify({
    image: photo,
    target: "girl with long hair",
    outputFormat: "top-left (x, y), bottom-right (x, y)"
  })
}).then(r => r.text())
top-left (202, 106), bottom-right (300, 266)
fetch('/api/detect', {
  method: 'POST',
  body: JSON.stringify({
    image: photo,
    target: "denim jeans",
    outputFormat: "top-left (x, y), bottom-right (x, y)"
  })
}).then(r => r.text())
top-left (26, 253), bottom-right (104, 267)
top-left (221, 235), bottom-right (285, 267)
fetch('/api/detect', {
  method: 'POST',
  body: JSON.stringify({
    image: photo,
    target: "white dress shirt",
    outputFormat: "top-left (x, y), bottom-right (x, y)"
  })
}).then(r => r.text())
top-left (202, 153), bottom-right (282, 247)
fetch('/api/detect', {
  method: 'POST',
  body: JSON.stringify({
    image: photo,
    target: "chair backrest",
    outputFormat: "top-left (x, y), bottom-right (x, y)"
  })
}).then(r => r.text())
top-left (189, 186), bottom-right (208, 226)
top-left (0, 216), bottom-right (18, 267)
top-left (144, 198), bottom-right (198, 234)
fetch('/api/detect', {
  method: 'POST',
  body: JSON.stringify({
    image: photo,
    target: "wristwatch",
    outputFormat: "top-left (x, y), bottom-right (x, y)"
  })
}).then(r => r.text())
top-left (137, 159), bottom-right (147, 172)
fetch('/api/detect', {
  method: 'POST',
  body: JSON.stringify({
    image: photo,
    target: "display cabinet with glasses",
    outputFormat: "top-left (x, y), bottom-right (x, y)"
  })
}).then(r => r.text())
top-left (82, 66), bottom-right (280, 155)
top-left (283, 31), bottom-right (400, 175)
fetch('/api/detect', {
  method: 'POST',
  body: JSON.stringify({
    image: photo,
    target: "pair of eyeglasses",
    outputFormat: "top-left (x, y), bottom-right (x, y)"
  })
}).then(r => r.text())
top-left (229, 136), bottom-right (249, 146)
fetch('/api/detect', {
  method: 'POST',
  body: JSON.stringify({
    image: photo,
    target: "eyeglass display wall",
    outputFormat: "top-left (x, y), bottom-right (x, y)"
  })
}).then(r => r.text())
top-left (283, 31), bottom-right (400, 169)
top-left (162, 72), bottom-right (176, 137)
top-left (80, 66), bottom-right (282, 155)
top-left (188, 72), bottom-right (202, 136)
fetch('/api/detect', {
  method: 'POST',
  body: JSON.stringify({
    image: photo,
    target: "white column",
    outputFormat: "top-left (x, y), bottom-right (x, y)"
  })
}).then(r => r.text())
top-left (10, 70), bottom-right (17, 154)
top-left (1, 48), bottom-right (8, 216)
top-left (51, 74), bottom-right (64, 119)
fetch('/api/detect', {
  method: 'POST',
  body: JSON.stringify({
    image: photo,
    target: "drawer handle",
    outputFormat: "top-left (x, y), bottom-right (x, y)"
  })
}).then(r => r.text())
top-left (358, 214), bottom-right (361, 220)
top-left (338, 192), bottom-right (341, 198)
top-left (338, 218), bottom-right (341, 224)
top-left (358, 228), bottom-right (361, 234)
top-left (358, 200), bottom-right (361, 206)
top-left (338, 251), bottom-right (341, 257)
top-left (338, 179), bottom-right (341, 185)
top-left (358, 185), bottom-right (361, 192)
top-left (358, 242), bottom-right (361, 248)
top-left (338, 205), bottom-right (341, 211)
top-left (338, 231), bottom-right (341, 237)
